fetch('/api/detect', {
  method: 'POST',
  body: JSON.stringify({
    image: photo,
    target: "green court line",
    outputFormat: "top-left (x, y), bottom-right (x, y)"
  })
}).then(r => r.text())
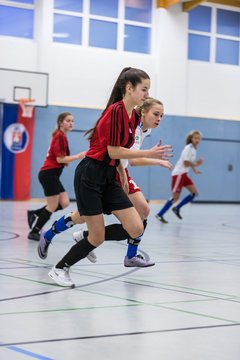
top-left (8, 258), bottom-right (240, 299)
top-left (155, 304), bottom-right (240, 324)
top-left (0, 303), bottom-right (141, 317)
top-left (0, 272), bottom-right (55, 286)
top-left (156, 298), bottom-right (220, 305)
top-left (69, 266), bottom-right (240, 301)
top-left (0, 294), bottom-right (223, 318)
top-left (75, 288), bottom-right (240, 324)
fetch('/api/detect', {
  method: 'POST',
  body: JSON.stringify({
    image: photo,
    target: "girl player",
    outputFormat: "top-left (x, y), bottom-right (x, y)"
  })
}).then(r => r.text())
top-left (42, 67), bottom-right (171, 287)
top-left (38, 98), bottom-right (172, 265)
top-left (27, 112), bottom-right (85, 241)
top-left (156, 130), bottom-right (203, 223)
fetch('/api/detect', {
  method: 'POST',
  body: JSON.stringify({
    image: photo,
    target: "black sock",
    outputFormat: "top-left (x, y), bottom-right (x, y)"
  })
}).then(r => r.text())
top-left (33, 205), bottom-right (46, 216)
top-left (56, 237), bottom-right (96, 268)
top-left (83, 223), bottom-right (129, 241)
top-left (31, 208), bottom-right (52, 233)
top-left (55, 204), bottom-right (63, 212)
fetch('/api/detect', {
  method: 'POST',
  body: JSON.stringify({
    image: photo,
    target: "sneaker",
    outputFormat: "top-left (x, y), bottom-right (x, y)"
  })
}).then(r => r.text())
top-left (28, 231), bottom-right (40, 241)
top-left (86, 251), bottom-right (97, 263)
top-left (124, 254), bottom-right (155, 268)
top-left (73, 230), bottom-right (97, 263)
top-left (155, 214), bottom-right (168, 224)
top-left (172, 207), bottom-right (183, 220)
top-left (48, 266), bottom-right (74, 287)
top-left (38, 231), bottom-right (51, 259)
top-left (27, 210), bottom-right (37, 229)
top-left (72, 229), bottom-right (84, 242)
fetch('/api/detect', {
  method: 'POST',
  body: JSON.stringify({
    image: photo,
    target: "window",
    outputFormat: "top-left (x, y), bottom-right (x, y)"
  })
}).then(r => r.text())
top-left (90, 0), bottom-right (118, 18)
top-left (125, 0), bottom-right (152, 23)
top-left (188, 6), bottom-right (211, 61)
top-left (54, 0), bottom-right (83, 12)
top-left (216, 9), bottom-right (240, 65)
top-left (0, 5), bottom-right (34, 39)
top-left (188, 6), bottom-right (211, 32)
top-left (124, 25), bottom-right (151, 53)
top-left (53, 0), bottom-right (152, 54)
top-left (217, 9), bottom-right (240, 37)
top-left (188, 34), bottom-right (210, 61)
top-left (89, 20), bottom-right (117, 49)
top-left (216, 39), bottom-right (239, 65)
top-left (7, 0), bottom-right (34, 3)
top-left (188, 5), bottom-right (240, 66)
top-left (53, 14), bottom-right (82, 45)
top-left (53, 1), bottom-right (83, 45)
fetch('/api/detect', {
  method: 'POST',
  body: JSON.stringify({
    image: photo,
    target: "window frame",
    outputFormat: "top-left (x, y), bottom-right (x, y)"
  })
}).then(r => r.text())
top-left (188, 4), bottom-right (240, 66)
top-left (0, 0), bottom-right (35, 40)
top-left (53, 0), bottom-right (154, 54)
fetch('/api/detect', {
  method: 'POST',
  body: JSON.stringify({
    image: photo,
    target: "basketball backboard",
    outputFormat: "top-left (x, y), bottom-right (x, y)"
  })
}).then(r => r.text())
top-left (0, 68), bottom-right (48, 107)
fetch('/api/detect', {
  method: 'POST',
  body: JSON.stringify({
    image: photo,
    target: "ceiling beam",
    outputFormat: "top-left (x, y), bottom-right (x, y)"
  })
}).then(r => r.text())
top-left (157, 0), bottom-right (180, 9)
top-left (182, 0), bottom-right (204, 11)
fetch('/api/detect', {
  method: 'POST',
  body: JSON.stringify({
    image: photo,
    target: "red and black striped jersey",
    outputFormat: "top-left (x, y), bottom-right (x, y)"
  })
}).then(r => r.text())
top-left (86, 100), bottom-right (140, 166)
top-left (40, 130), bottom-right (70, 171)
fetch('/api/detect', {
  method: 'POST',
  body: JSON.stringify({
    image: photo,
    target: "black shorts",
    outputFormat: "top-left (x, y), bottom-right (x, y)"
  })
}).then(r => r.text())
top-left (38, 168), bottom-right (65, 197)
top-left (74, 157), bottom-right (133, 216)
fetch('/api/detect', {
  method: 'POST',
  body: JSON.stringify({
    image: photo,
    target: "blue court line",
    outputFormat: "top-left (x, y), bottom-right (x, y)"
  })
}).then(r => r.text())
top-left (2, 344), bottom-right (53, 359)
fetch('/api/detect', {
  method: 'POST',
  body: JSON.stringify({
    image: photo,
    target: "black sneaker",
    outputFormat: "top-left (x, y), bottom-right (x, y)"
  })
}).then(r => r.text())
top-left (172, 207), bottom-right (182, 220)
top-left (38, 231), bottom-right (50, 259)
top-left (155, 214), bottom-right (168, 224)
top-left (28, 231), bottom-right (40, 241)
top-left (27, 210), bottom-right (37, 229)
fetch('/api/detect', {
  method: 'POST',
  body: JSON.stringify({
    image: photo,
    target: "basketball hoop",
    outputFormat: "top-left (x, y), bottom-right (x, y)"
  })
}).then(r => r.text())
top-left (18, 98), bottom-right (35, 118)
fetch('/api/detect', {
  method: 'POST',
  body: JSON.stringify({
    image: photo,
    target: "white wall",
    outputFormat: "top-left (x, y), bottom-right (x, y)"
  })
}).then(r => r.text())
top-left (0, 0), bottom-right (239, 120)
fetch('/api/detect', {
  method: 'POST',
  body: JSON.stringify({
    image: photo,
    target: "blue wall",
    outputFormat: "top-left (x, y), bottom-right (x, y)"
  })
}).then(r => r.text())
top-left (32, 106), bottom-right (240, 202)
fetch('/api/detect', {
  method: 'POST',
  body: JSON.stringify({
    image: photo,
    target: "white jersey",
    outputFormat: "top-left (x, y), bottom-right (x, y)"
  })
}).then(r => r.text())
top-left (122, 123), bottom-right (151, 168)
top-left (172, 143), bottom-right (196, 176)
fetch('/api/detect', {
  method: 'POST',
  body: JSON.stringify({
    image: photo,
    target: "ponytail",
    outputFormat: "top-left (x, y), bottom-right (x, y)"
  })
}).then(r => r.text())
top-left (85, 67), bottom-right (150, 140)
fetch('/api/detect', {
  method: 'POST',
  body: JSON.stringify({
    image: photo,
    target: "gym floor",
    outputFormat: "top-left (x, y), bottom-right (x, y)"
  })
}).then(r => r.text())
top-left (0, 201), bottom-right (239, 360)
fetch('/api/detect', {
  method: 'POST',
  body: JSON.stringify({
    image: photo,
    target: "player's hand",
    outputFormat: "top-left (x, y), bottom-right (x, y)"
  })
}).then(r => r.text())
top-left (119, 174), bottom-right (129, 194)
top-left (193, 168), bottom-right (202, 174)
top-left (196, 157), bottom-right (204, 166)
top-left (149, 144), bottom-right (173, 160)
top-left (158, 160), bottom-right (173, 170)
top-left (76, 151), bottom-right (86, 160)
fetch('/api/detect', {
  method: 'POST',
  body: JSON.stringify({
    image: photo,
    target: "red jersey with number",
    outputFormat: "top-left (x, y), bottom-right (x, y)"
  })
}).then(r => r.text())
top-left (40, 130), bottom-right (70, 171)
top-left (86, 100), bottom-right (140, 166)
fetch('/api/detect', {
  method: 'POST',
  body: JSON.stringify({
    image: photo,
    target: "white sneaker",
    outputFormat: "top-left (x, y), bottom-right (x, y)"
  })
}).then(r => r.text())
top-left (73, 229), bottom-right (84, 242)
top-left (87, 251), bottom-right (97, 263)
top-left (48, 266), bottom-right (74, 287)
top-left (73, 230), bottom-right (97, 263)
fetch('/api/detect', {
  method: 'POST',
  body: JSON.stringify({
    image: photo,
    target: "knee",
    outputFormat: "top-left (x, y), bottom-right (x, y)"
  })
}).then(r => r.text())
top-left (88, 235), bottom-right (104, 247)
top-left (127, 222), bottom-right (144, 239)
top-left (61, 199), bottom-right (70, 209)
top-left (140, 204), bottom-right (150, 219)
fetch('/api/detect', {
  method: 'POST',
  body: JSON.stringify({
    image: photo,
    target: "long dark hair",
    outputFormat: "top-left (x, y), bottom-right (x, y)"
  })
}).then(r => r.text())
top-left (85, 67), bottom-right (150, 140)
top-left (52, 112), bottom-right (72, 137)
